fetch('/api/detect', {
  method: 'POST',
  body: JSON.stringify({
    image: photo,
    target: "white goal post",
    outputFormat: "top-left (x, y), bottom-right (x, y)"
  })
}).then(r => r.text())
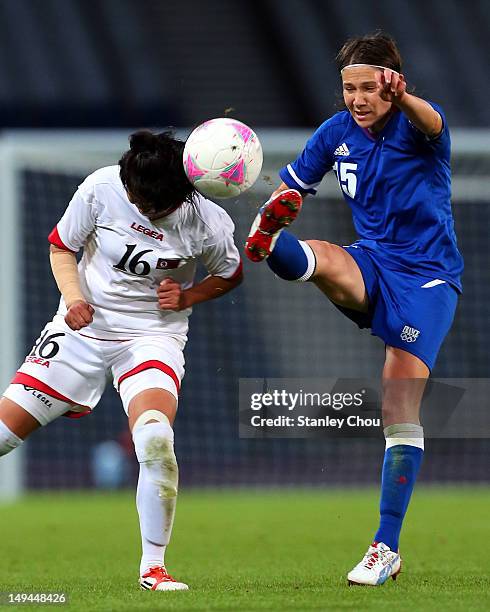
top-left (0, 127), bottom-right (489, 500)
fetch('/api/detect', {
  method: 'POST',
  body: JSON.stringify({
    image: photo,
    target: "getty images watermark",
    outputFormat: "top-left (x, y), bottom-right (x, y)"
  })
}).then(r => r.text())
top-left (238, 378), bottom-right (490, 439)
top-left (248, 388), bottom-right (378, 430)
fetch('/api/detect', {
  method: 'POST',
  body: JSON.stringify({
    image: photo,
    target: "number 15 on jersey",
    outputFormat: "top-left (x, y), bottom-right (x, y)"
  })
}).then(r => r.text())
top-left (333, 161), bottom-right (357, 198)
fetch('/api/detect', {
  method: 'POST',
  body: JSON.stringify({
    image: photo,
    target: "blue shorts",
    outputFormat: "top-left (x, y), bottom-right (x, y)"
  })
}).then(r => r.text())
top-left (337, 245), bottom-right (459, 371)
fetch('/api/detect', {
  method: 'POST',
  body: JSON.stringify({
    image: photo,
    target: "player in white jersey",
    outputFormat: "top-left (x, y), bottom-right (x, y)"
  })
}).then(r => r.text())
top-left (0, 130), bottom-right (243, 591)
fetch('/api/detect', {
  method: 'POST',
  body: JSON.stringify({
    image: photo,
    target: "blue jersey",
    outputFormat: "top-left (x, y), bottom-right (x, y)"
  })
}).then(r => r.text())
top-left (279, 105), bottom-right (463, 291)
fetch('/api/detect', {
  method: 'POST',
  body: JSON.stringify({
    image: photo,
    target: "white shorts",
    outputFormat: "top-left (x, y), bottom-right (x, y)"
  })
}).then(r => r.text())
top-left (3, 320), bottom-right (185, 426)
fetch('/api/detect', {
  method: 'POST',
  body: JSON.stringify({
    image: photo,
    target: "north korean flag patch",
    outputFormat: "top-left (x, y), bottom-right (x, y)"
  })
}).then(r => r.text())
top-left (156, 258), bottom-right (181, 270)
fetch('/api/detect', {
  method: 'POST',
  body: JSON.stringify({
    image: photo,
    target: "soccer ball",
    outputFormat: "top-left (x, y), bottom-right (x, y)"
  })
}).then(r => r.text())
top-left (183, 118), bottom-right (263, 199)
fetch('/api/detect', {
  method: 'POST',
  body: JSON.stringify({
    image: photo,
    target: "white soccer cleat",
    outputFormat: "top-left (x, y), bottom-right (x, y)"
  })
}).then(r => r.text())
top-left (139, 566), bottom-right (189, 591)
top-left (347, 542), bottom-right (402, 586)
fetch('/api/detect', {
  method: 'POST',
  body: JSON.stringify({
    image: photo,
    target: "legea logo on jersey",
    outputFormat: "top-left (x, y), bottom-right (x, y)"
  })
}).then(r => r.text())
top-left (130, 222), bottom-right (164, 242)
top-left (23, 386), bottom-right (53, 409)
top-left (400, 325), bottom-right (420, 343)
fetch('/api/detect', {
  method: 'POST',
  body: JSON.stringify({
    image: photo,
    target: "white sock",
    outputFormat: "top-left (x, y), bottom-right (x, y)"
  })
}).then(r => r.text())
top-left (132, 421), bottom-right (178, 576)
top-left (296, 241), bottom-right (316, 282)
top-left (0, 419), bottom-right (23, 456)
top-left (384, 423), bottom-right (425, 450)
top-left (139, 539), bottom-right (166, 576)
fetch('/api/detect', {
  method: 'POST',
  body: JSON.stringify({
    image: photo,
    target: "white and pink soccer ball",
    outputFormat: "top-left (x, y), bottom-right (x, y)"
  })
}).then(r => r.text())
top-left (183, 118), bottom-right (263, 199)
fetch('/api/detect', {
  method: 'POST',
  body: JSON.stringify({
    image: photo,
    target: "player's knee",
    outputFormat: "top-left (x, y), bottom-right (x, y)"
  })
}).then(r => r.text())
top-left (0, 419), bottom-right (23, 457)
top-left (307, 240), bottom-right (345, 285)
top-left (132, 414), bottom-right (178, 498)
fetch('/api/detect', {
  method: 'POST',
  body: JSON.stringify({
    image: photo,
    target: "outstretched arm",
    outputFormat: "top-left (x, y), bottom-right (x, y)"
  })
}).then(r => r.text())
top-left (377, 69), bottom-right (443, 138)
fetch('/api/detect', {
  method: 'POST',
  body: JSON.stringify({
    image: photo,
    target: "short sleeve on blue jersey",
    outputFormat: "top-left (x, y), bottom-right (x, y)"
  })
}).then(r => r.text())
top-left (279, 114), bottom-right (347, 194)
top-left (405, 101), bottom-right (450, 157)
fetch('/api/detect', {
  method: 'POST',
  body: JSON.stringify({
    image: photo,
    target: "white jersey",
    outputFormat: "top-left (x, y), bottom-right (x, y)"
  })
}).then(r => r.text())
top-left (49, 165), bottom-right (241, 341)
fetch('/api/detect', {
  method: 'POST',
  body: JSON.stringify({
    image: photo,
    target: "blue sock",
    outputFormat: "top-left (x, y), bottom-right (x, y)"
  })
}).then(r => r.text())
top-left (374, 444), bottom-right (423, 551)
top-left (267, 231), bottom-right (315, 281)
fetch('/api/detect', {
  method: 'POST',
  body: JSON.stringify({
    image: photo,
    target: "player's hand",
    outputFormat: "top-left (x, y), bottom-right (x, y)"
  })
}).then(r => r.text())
top-left (65, 300), bottom-right (95, 331)
top-left (377, 69), bottom-right (406, 104)
top-left (157, 278), bottom-right (187, 311)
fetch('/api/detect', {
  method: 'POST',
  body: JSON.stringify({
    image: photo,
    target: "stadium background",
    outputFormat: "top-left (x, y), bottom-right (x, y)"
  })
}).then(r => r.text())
top-left (0, 1), bottom-right (489, 496)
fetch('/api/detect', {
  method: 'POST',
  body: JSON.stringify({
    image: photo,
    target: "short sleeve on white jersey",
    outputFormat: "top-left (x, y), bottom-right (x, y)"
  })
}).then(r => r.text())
top-left (50, 176), bottom-right (99, 252)
top-left (199, 207), bottom-right (242, 278)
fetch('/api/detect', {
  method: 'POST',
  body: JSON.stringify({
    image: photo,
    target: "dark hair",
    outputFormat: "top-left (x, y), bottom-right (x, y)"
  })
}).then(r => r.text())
top-left (336, 32), bottom-right (402, 73)
top-left (119, 130), bottom-right (196, 217)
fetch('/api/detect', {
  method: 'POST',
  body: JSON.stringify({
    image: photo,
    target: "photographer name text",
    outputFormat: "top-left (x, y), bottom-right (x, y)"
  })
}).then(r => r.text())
top-left (250, 415), bottom-right (380, 428)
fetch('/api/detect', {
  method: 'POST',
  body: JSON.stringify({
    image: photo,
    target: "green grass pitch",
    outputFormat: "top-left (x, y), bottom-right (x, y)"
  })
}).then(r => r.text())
top-left (1, 488), bottom-right (489, 610)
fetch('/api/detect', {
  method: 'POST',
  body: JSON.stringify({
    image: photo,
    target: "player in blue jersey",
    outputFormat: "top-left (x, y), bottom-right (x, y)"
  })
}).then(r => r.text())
top-left (245, 33), bottom-right (463, 586)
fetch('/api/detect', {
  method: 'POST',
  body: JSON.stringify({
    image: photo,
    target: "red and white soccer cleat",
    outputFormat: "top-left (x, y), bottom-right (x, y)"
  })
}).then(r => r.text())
top-left (245, 189), bottom-right (303, 262)
top-left (347, 542), bottom-right (402, 586)
top-left (139, 566), bottom-right (189, 591)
